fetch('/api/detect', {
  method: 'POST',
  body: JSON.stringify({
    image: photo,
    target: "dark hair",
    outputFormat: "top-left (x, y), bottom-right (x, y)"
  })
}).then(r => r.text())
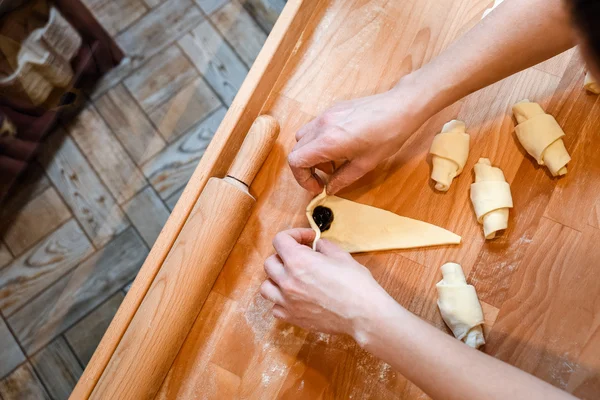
top-left (570, 0), bottom-right (600, 65)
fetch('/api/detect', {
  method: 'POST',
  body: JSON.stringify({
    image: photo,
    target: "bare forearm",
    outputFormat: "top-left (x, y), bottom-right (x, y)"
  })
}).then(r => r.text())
top-left (396, 0), bottom-right (576, 117)
top-left (354, 292), bottom-right (573, 400)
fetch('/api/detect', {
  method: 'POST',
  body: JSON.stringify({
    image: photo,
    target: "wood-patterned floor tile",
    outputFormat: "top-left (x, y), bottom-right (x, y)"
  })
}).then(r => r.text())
top-left (143, 0), bottom-right (164, 9)
top-left (142, 108), bottom-right (225, 200)
top-left (31, 336), bottom-right (83, 400)
top-left (196, 0), bottom-right (228, 14)
top-left (0, 362), bottom-right (50, 400)
top-left (124, 45), bottom-right (198, 113)
top-left (0, 220), bottom-right (94, 317)
top-left (65, 292), bottom-right (125, 366)
top-left (81, 0), bottom-right (148, 36)
top-left (179, 21), bottom-right (249, 105)
top-left (95, 84), bottom-right (166, 165)
top-left (211, 0), bottom-right (267, 67)
top-left (8, 228), bottom-right (147, 355)
top-left (1, 187), bottom-right (71, 257)
top-left (2, 162), bottom-right (50, 208)
top-left (67, 105), bottom-right (147, 205)
top-left (116, 0), bottom-right (204, 68)
top-left (165, 185), bottom-right (184, 211)
top-left (0, 242), bottom-right (12, 269)
top-left (0, 317), bottom-right (25, 380)
top-left (38, 132), bottom-right (129, 249)
top-left (123, 186), bottom-right (170, 247)
top-left (89, 57), bottom-right (135, 100)
top-left (149, 77), bottom-right (221, 142)
top-left (240, 0), bottom-right (285, 32)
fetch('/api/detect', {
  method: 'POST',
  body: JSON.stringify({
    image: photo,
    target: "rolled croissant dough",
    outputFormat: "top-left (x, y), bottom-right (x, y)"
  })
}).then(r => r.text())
top-left (429, 120), bottom-right (470, 192)
top-left (584, 72), bottom-right (600, 94)
top-left (436, 262), bottom-right (485, 348)
top-left (470, 158), bottom-right (513, 239)
top-left (306, 190), bottom-right (461, 253)
top-left (512, 100), bottom-right (570, 176)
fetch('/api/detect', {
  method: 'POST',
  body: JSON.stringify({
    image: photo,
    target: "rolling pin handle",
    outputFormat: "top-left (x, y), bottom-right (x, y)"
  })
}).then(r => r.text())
top-left (227, 115), bottom-right (280, 187)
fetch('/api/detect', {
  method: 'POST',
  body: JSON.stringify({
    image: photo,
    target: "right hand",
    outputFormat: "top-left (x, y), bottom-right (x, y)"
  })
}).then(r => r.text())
top-left (260, 229), bottom-right (390, 338)
top-left (288, 81), bottom-right (430, 194)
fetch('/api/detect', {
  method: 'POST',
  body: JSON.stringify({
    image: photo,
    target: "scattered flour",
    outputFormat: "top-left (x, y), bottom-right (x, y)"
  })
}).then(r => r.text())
top-left (261, 362), bottom-right (286, 387)
top-left (315, 332), bottom-right (331, 343)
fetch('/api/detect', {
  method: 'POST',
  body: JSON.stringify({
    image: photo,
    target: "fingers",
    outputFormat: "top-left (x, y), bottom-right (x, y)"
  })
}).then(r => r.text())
top-left (264, 254), bottom-right (286, 284)
top-left (260, 279), bottom-right (286, 306)
top-left (315, 161), bottom-right (335, 175)
top-left (326, 159), bottom-right (371, 194)
top-left (288, 149), bottom-right (328, 194)
top-left (272, 229), bottom-right (316, 262)
top-left (272, 305), bottom-right (289, 320)
top-left (315, 239), bottom-right (352, 261)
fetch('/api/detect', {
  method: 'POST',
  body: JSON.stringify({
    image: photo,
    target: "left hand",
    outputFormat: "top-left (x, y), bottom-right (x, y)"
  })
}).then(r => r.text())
top-left (260, 228), bottom-right (389, 336)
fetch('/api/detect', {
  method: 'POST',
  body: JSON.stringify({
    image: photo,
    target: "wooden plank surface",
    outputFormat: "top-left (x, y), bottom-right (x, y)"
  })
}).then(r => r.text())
top-left (8, 228), bottom-right (147, 355)
top-left (148, 77), bottom-right (221, 142)
top-left (1, 187), bottom-right (71, 256)
top-left (0, 220), bottom-right (94, 317)
top-left (123, 186), bottom-right (171, 247)
top-left (65, 293), bottom-right (125, 366)
top-left (72, 1), bottom-right (315, 394)
top-left (94, 84), bottom-right (166, 166)
top-left (0, 362), bottom-right (50, 400)
top-left (211, 1), bottom-right (268, 67)
top-left (142, 108), bottom-right (226, 200)
top-left (132, 0), bottom-right (600, 398)
top-left (115, 0), bottom-right (204, 68)
top-left (38, 133), bottom-right (129, 249)
top-left (179, 21), bottom-right (249, 105)
top-left (31, 336), bottom-right (83, 400)
top-left (67, 105), bottom-right (147, 205)
top-left (0, 316), bottom-right (25, 379)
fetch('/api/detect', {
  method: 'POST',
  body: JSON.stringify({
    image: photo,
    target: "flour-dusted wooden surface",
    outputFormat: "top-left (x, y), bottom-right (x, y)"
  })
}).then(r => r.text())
top-left (0, 0), bottom-right (282, 395)
top-left (149, 0), bottom-right (599, 398)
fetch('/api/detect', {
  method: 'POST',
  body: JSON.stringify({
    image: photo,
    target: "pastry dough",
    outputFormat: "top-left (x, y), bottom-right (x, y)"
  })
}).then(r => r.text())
top-left (306, 190), bottom-right (461, 253)
top-left (436, 262), bottom-right (485, 349)
top-left (429, 120), bottom-right (470, 192)
top-left (470, 158), bottom-right (512, 239)
top-left (512, 100), bottom-right (570, 176)
top-left (584, 72), bottom-right (600, 94)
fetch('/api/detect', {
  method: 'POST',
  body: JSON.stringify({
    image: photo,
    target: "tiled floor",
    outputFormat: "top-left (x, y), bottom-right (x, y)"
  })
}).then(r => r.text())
top-left (0, 1), bottom-right (284, 398)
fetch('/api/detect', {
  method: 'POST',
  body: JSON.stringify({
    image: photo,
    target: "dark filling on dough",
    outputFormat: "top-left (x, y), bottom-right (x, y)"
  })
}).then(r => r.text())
top-left (312, 206), bottom-right (334, 232)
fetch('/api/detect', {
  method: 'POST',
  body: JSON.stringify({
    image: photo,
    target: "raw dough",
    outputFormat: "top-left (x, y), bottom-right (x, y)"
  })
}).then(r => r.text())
top-left (512, 100), bottom-right (570, 176)
top-left (584, 72), bottom-right (600, 94)
top-left (470, 158), bottom-right (513, 239)
top-left (429, 120), bottom-right (470, 191)
top-left (481, 0), bottom-right (504, 19)
top-left (306, 190), bottom-right (461, 253)
top-left (436, 262), bottom-right (485, 349)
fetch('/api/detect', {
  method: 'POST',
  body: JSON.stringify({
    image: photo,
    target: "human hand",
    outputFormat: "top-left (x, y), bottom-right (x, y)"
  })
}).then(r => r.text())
top-left (260, 228), bottom-right (390, 337)
top-left (288, 81), bottom-right (430, 194)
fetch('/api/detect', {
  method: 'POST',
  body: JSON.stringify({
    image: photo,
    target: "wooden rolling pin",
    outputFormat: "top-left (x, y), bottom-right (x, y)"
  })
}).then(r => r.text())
top-left (90, 115), bottom-right (280, 400)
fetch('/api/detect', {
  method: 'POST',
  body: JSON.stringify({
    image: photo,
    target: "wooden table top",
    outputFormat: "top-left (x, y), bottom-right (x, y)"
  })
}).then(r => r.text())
top-left (146, 0), bottom-right (598, 398)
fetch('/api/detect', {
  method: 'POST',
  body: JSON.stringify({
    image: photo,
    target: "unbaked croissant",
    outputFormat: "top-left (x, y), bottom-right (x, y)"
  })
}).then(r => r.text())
top-left (512, 100), bottom-right (570, 177)
top-left (429, 120), bottom-right (470, 192)
top-left (470, 158), bottom-right (513, 239)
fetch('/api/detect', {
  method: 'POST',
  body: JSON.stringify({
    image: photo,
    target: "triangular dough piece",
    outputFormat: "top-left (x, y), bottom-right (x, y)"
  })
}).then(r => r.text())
top-left (306, 190), bottom-right (461, 253)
